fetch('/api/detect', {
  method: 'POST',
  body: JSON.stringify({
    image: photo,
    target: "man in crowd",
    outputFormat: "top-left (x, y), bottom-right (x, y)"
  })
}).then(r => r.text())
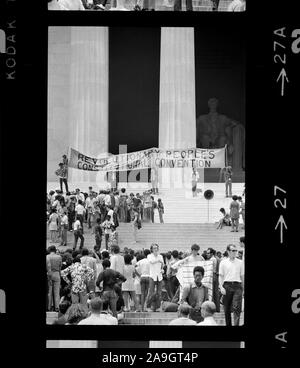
top-left (180, 266), bottom-right (209, 323)
top-left (80, 248), bottom-right (97, 292)
top-left (99, 300), bottom-right (118, 325)
top-left (61, 255), bottom-right (94, 307)
top-left (228, 0), bottom-right (246, 11)
top-left (78, 297), bottom-right (111, 325)
top-left (168, 304), bottom-right (197, 326)
top-left (135, 249), bottom-right (151, 312)
top-left (96, 259), bottom-right (126, 318)
top-left (55, 162), bottom-right (69, 193)
top-left (47, 245), bottom-right (62, 312)
top-left (198, 301), bottom-right (218, 325)
top-left (75, 188), bottom-right (85, 204)
top-left (206, 248), bottom-right (220, 312)
top-left (167, 250), bottom-right (180, 299)
top-left (110, 245), bottom-right (125, 275)
top-left (146, 244), bottom-right (164, 312)
top-left (73, 215), bottom-right (84, 250)
top-left (219, 244), bottom-right (244, 326)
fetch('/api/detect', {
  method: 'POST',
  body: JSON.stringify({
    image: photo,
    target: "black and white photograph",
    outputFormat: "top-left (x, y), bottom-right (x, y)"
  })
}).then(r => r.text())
top-left (48, 0), bottom-right (246, 12)
top-left (46, 24), bottom-right (246, 332)
top-left (0, 0), bottom-right (298, 357)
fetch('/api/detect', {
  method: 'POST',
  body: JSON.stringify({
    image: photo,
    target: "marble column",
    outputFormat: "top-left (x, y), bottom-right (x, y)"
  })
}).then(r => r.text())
top-left (69, 27), bottom-right (109, 187)
top-left (48, 27), bottom-right (72, 183)
top-left (159, 27), bottom-right (196, 191)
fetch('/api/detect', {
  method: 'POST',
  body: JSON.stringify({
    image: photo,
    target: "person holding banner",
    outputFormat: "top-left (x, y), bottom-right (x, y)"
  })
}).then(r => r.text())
top-left (55, 163), bottom-right (69, 193)
top-left (180, 266), bottom-right (209, 323)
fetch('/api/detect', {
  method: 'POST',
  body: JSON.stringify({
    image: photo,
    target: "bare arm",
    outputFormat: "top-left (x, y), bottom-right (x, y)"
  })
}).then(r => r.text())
top-left (179, 286), bottom-right (190, 306)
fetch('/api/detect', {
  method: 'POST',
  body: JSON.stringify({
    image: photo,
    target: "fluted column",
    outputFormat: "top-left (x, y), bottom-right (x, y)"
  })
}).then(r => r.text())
top-left (69, 27), bottom-right (109, 186)
top-left (159, 27), bottom-right (196, 190)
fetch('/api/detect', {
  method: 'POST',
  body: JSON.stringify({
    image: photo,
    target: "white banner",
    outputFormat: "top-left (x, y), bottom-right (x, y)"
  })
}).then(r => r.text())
top-left (68, 146), bottom-right (226, 172)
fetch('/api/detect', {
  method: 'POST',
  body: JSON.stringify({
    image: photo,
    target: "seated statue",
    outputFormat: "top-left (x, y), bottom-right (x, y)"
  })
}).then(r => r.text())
top-left (196, 97), bottom-right (245, 169)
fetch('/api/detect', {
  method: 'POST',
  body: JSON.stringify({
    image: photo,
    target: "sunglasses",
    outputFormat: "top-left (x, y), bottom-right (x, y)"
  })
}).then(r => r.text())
top-left (229, 249), bottom-right (237, 252)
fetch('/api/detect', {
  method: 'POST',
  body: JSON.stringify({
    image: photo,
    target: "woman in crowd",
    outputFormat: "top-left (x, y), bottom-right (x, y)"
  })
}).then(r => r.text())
top-left (60, 209), bottom-right (69, 246)
top-left (230, 195), bottom-right (240, 232)
top-left (157, 198), bottom-right (164, 223)
top-left (132, 209), bottom-right (139, 244)
top-left (48, 208), bottom-right (59, 243)
top-left (216, 207), bottom-right (231, 229)
top-left (238, 196), bottom-right (245, 229)
top-left (122, 254), bottom-right (139, 312)
top-left (119, 188), bottom-right (128, 223)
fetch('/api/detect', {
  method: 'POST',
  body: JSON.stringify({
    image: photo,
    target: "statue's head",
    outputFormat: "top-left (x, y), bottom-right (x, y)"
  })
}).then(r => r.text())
top-left (208, 97), bottom-right (219, 111)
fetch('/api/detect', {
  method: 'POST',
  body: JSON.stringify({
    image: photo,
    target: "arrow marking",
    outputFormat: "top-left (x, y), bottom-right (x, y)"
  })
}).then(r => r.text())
top-left (276, 68), bottom-right (289, 96)
top-left (275, 215), bottom-right (287, 244)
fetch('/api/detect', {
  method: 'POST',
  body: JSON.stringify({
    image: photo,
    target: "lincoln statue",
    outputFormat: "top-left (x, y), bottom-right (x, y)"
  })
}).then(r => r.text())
top-left (196, 97), bottom-right (245, 170)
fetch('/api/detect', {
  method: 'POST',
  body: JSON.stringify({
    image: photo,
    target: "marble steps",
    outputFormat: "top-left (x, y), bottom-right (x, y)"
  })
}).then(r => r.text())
top-left (47, 223), bottom-right (244, 253)
top-left (46, 311), bottom-right (244, 326)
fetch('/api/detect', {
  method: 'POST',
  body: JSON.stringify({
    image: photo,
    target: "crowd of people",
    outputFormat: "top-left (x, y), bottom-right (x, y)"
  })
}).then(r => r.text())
top-left (48, 0), bottom-right (246, 11)
top-left (47, 238), bottom-right (244, 326)
top-left (47, 186), bottom-right (165, 249)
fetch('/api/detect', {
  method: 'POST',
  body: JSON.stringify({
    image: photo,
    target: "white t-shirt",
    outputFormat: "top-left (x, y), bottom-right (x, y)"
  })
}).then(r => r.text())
top-left (99, 313), bottom-right (118, 325)
top-left (219, 257), bottom-right (244, 283)
top-left (59, 0), bottom-right (85, 10)
top-left (104, 194), bottom-right (111, 206)
top-left (169, 317), bottom-right (197, 326)
top-left (110, 254), bottom-right (125, 275)
top-left (135, 258), bottom-right (150, 278)
top-left (77, 314), bottom-right (112, 325)
top-left (60, 214), bottom-right (68, 226)
top-left (197, 316), bottom-right (218, 326)
top-left (75, 204), bottom-right (85, 215)
top-left (147, 253), bottom-right (164, 282)
top-left (73, 220), bottom-right (81, 231)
